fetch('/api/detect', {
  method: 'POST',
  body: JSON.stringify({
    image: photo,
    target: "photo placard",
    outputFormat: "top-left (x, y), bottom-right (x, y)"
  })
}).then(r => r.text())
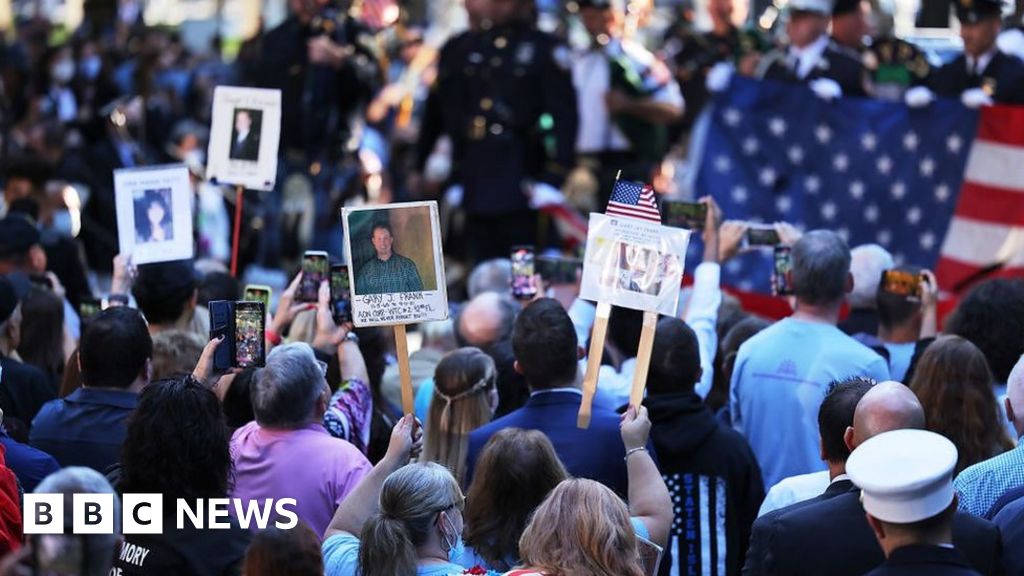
top-left (579, 213), bottom-right (690, 316)
top-left (342, 201), bottom-right (449, 327)
top-left (114, 164), bottom-right (194, 265)
top-left (206, 86), bottom-right (282, 191)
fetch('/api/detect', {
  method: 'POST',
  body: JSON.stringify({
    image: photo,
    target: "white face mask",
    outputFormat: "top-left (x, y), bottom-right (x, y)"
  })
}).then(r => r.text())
top-left (52, 60), bottom-right (75, 84)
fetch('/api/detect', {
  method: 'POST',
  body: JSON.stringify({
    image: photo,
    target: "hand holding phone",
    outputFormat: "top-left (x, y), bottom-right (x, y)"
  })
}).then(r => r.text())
top-left (881, 270), bottom-right (923, 299)
top-left (773, 245), bottom-right (793, 296)
top-left (298, 251), bottom-right (329, 303)
top-left (330, 264), bottom-right (352, 325)
top-left (662, 200), bottom-right (708, 231)
top-left (243, 285), bottom-right (272, 310)
top-left (511, 246), bottom-right (538, 300)
top-left (208, 300), bottom-right (267, 371)
top-left (745, 225), bottom-right (781, 247)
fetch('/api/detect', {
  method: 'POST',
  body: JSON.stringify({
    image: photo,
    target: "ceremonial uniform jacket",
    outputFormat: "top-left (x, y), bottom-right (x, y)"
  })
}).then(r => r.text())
top-left (930, 50), bottom-right (1024, 104)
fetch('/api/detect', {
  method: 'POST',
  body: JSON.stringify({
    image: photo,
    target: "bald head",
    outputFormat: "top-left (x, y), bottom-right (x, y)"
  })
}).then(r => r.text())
top-left (850, 381), bottom-right (926, 448)
top-left (456, 292), bottom-right (517, 348)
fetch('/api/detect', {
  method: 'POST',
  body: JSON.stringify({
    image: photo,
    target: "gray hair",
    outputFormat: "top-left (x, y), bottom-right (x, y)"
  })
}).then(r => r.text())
top-left (251, 342), bottom-right (325, 428)
top-left (791, 230), bottom-right (852, 306)
top-left (467, 259), bottom-right (512, 299)
top-left (849, 244), bottom-right (894, 309)
top-left (35, 467), bottom-right (121, 576)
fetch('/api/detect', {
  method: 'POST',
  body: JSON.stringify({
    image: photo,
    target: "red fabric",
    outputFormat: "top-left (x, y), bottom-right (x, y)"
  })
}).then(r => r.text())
top-left (0, 445), bottom-right (24, 555)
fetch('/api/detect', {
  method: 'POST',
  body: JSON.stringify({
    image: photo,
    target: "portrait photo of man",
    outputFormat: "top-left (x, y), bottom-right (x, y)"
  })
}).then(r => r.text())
top-left (355, 221), bottom-right (425, 294)
top-left (229, 108), bottom-right (261, 162)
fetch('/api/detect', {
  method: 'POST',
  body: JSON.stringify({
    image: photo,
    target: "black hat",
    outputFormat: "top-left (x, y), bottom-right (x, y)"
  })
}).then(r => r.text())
top-left (0, 214), bottom-right (41, 260)
top-left (833, 0), bottom-right (861, 17)
top-left (954, 0), bottom-right (1002, 23)
top-left (0, 273), bottom-right (29, 325)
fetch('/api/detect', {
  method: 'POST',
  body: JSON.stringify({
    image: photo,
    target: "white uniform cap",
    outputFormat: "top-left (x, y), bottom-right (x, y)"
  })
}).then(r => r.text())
top-left (846, 429), bottom-right (958, 524)
top-left (787, 0), bottom-right (833, 14)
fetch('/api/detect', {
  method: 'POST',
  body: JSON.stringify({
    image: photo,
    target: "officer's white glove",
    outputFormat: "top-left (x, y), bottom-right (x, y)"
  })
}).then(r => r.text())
top-left (904, 86), bottom-right (936, 108)
top-left (809, 78), bottom-right (842, 101)
top-left (528, 182), bottom-right (566, 209)
top-left (443, 185), bottom-right (463, 208)
top-left (961, 88), bottom-right (993, 109)
top-left (706, 62), bottom-right (734, 94)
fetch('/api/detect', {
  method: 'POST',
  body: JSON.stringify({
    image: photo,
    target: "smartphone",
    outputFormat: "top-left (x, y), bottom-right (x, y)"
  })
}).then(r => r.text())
top-left (234, 301), bottom-right (266, 369)
top-left (661, 200), bottom-right (708, 231)
top-left (208, 300), bottom-right (234, 372)
top-left (297, 250), bottom-right (329, 303)
top-left (881, 270), bottom-right (922, 298)
top-left (745, 225), bottom-right (781, 247)
top-left (773, 245), bottom-right (793, 296)
top-left (536, 256), bottom-right (583, 285)
top-left (510, 245), bottom-right (537, 300)
top-left (78, 298), bottom-right (103, 322)
top-left (330, 264), bottom-right (352, 325)
top-left (243, 284), bottom-right (272, 310)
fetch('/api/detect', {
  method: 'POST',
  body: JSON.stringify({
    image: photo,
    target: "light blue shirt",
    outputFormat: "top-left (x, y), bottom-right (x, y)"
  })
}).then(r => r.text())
top-left (882, 341), bottom-right (916, 383)
top-left (729, 317), bottom-right (890, 489)
top-left (322, 533), bottom-right (465, 576)
top-left (954, 435), bottom-right (1024, 517)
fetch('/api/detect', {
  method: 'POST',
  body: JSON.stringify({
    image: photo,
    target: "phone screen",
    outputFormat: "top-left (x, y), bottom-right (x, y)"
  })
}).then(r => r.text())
top-left (773, 246), bottom-right (793, 296)
top-left (536, 256), bottom-right (582, 285)
top-left (747, 226), bottom-right (781, 247)
top-left (298, 251), bottom-right (329, 302)
top-left (78, 299), bottom-right (103, 322)
top-left (234, 302), bottom-right (265, 368)
top-left (208, 300), bottom-right (234, 372)
top-left (330, 265), bottom-right (352, 324)
top-left (881, 270), bottom-right (922, 298)
top-left (510, 246), bottom-right (537, 299)
top-left (662, 201), bottom-right (707, 231)
top-left (243, 285), bottom-right (272, 310)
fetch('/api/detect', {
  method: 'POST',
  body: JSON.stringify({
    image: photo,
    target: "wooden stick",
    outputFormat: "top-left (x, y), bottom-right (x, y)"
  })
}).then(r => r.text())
top-left (230, 185), bottom-right (244, 277)
top-left (393, 324), bottom-right (414, 415)
top-left (630, 311), bottom-right (659, 408)
top-left (578, 302), bottom-right (612, 429)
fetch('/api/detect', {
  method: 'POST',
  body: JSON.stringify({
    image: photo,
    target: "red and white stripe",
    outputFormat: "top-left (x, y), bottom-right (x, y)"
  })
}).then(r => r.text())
top-left (937, 106), bottom-right (1024, 293)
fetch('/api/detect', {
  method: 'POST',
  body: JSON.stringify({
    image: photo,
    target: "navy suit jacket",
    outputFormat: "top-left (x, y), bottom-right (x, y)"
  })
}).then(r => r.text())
top-left (864, 545), bottom-right (981, 576)
top-left (465, 390), bottom-right (630, 496)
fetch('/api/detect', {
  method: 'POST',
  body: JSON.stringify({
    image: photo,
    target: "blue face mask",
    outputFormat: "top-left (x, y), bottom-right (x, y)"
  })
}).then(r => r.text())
top-left (442, 512), bottom-right (465, 564)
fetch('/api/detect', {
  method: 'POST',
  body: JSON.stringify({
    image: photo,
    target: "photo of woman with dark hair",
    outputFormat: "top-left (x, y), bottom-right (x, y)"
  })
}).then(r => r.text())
top-left (134, 188), bottom-right (174, 244)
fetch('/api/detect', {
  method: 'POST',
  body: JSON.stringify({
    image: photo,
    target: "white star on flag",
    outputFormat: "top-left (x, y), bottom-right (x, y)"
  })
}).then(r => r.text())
top-left (723, 108), bottom-right (742, 126)
top-left (891, 181), bottom-right (907, 200)
top-left (836, 227), bottom-right (851, 242)
top-left (920, 232), bottom-right (936, 250)
top-left (742, 137), bottom-right (760, 156)
top-left (821, 201), bottom-right (838, 221)
top-left (731, 186), bottom-right (749, 203)
top-left (815, 125), bottom-right (832, 144)
top-left (805, 175), bottom-right (821, 194)
top-left (833, 153), bottom-right (849, 172)
top-left (907, 206), bottom-right (922, 224)
top-left (769, 117), bottom-right (787, 137)
top-left (864, 204), bottom-right (879, 222)
top-left (877, 229), bottom-right (892, 245)
top-left (877, 155), bottom-right (893, 175)
top-left (850, 181), bottom-right (865, 199)
top-left (861, 133), bottom-right (877, 151)
top-left (947, 134), bottom-right (963, 153)
top-left (920, 157), bottom-right (936, 177)
top-left (788, 146), bottom-right (804, 164)
top-left (715, 156), bottom-right (732, 173)
top-left (903, 132), bottom-right (919, 151)
top-left (759, 167), bottom-right (777, 186)
top-left (935, 184), bottom-right (951, 202)
top-left (776, 195), bottom-right (792, 213)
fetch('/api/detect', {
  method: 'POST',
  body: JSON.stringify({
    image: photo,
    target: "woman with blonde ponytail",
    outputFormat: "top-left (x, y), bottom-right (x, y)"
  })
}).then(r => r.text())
top-left (422, 348), bottom-right (498, 483)
top-left (323, 415), bottom-right (467, 576)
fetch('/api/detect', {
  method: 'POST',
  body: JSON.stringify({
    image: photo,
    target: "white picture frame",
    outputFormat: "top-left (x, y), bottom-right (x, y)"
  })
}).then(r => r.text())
top-left (342, 201), bottom-right (449, 327)
top-left (206, 86), bottom-right (282, 191)
top-left (579, 213), bottom-right (691, 316)
top-left (114, 164), bottom-right (194, 265)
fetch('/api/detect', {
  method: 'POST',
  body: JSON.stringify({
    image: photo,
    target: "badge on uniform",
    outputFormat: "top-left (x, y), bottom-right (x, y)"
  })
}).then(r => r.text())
top-left (516, 42), bottom-right (535, 65)
top-left (982, 77), bottom-right (997, 96)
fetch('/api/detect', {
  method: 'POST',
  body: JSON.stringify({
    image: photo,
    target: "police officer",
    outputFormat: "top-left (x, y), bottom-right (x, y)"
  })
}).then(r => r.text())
top-left (573, 0), bottom-right (684, 209)
top-left (420, 0), bottom-right (578, 263)
top-left (925, 0), bottom-right (1024, 105)
top-left (754, 0), bottom-right (868, 98)
top-left (254, 0), bottom-right (382, 261)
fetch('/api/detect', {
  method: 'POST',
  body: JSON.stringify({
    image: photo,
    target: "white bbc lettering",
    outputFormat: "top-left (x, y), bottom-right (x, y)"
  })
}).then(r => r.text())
top-left (23, 494), bottom-right (64, 534)
top-left (233, 499), bottom-right (274, 530)
top-left (123, 494), bottom-right (163, 535)
top-left (73, 494), bottom-right (114, 534)
top-left (274, 499), bottom-right (298, 529)
top-left (208, 498), bottom-right (231, 529)
top-left (177, 499), bottom-right (204, 529)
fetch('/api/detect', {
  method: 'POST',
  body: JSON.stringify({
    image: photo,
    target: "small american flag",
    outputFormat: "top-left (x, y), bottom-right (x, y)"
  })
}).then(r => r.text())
top-left (606, 179), bottom-right (661, 223)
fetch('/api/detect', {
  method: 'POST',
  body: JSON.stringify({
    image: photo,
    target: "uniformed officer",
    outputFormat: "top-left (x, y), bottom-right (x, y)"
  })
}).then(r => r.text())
top-left (848, 429), bottom-right (981, 576)
top-left (420, 0), bottom-right (578, 263)
top-left (924, 0), bottom-right (1024, 105)
top-left (572, 0), bottom-right (684, 209)
top-left (831, 0), bottom-right (869, 57)
top-left (754, 0), bottom-right (868, 98)
top-left (253, 0), bottom-right (382, 261)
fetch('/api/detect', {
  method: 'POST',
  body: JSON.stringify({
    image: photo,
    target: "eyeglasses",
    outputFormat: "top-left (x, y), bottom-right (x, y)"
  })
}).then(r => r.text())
top-left (316, 360), bottom-right (328, 376)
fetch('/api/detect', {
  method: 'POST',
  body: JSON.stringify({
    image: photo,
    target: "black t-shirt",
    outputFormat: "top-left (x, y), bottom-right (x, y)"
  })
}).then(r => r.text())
top-left (110, 513), bottom-right (251, 576)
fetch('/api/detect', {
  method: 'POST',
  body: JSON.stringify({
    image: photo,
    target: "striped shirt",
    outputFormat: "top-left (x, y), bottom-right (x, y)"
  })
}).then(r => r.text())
top-left (954, 439), bottom-right (1024, 517)
top-left (355, 253), bottom-right (424, 294)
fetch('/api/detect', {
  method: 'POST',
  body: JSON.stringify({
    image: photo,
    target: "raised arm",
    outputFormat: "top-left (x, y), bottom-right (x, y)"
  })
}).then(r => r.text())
top-left (620, 405), bottom-right (673, 548)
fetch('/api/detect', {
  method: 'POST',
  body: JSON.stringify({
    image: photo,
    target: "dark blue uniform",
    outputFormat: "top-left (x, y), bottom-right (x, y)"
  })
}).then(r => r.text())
top-left (930, 51), bottom-right (1024, 104)
top-left (420, 21), bottom-right (578, 261)
top-left (864, 545), bottom-right (981, 576)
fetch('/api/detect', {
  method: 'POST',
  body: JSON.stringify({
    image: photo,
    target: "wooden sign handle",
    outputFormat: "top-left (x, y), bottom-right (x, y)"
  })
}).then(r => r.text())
top-left (578, 302), bottom-right (612, 429)
top-left (630, 311), bottom-right (659, 408)
top-left (230, 185), bottom-right (244, 277)
top-left (393, 324), bottom-right (414, 415)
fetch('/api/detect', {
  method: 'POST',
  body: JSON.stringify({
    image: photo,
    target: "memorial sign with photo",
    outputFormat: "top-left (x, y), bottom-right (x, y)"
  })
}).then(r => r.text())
top-left (580, 213), bottom-right (690, 316)
top-left (114, 164), bottom-right (194, 265)
top-left (206, 86), bottom-right (281, 191)
top-left (342, 201), bottom-right (448, 327)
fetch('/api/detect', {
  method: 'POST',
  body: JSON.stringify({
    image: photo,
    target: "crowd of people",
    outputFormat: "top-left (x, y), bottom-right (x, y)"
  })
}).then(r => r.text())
top-left (2, 0), bottom-right (1024, 573)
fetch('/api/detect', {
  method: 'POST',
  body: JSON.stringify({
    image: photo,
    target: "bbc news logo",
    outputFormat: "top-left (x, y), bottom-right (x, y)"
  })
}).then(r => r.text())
top-left (23, 494), bottom-right (299, 534)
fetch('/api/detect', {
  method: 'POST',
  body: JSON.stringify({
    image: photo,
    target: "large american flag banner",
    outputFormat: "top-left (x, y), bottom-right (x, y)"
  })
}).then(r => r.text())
top-left (695, 77), bottom-right (979, 293)
top-left (936, 106), bottom-right (1024, 291)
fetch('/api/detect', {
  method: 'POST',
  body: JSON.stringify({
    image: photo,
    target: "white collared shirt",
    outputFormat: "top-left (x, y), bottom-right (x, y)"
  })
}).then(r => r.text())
top-left (530, 387), bottom-right (583, 398)
top-left (788, 34), bottom-right (831, 80)
top-left (236, 130), bottom-right (250, 144)
top-left (966, 48), bottom-right (998, 76)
